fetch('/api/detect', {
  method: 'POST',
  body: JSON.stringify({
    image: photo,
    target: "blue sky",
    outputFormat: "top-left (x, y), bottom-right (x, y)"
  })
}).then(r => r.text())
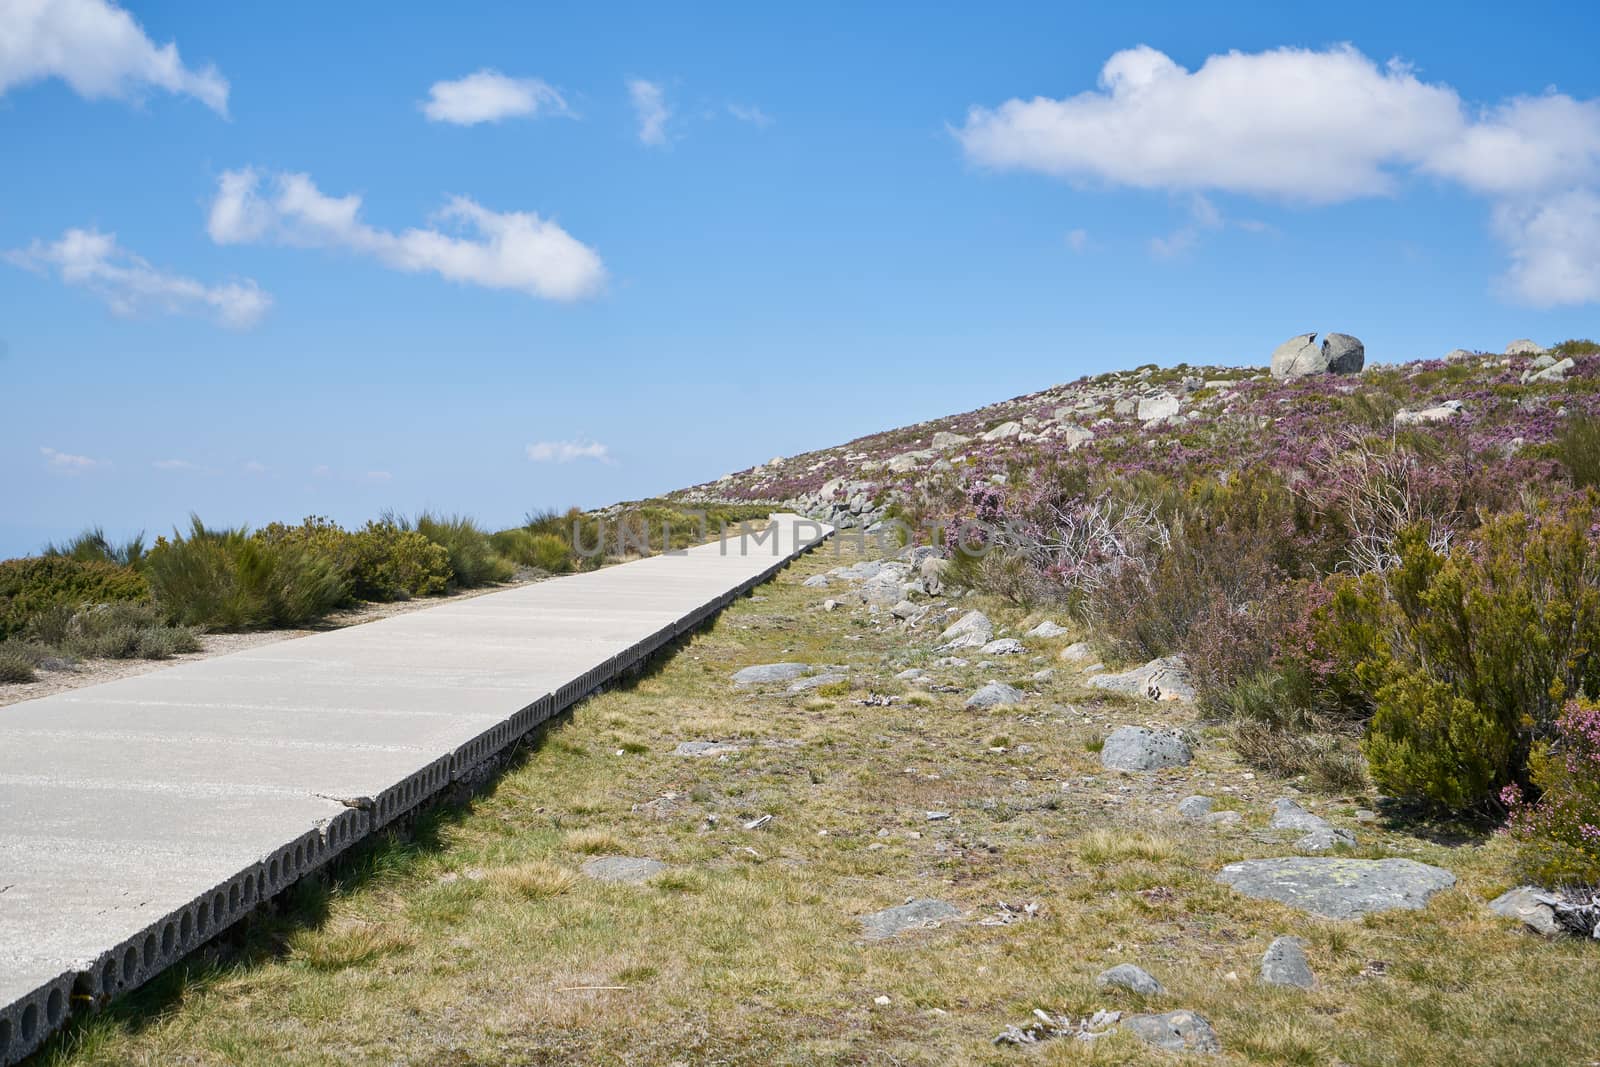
top-left (3, 0), bottom-right (1598, 557)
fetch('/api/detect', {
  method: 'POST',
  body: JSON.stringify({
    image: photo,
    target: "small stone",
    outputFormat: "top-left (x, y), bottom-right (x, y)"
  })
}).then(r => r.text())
top-left (1178, 795), bottom-right (1214, 820)
top-left (1216, 857), bottom-right (1456, 919)
top-left (873, 995), bottom-right (891, 1006)
top-left (673, 740), bottom-right (742, 757)
top-left (895, 668), bottom-right (926, 681)
top-left (1260, 936), bottom-right (1316, 989)
top-left (1297, 827), bottom-right (1357, 851)
top-left (787, 672), bottom-right (848, 694)
top-left (581, 856), bottom-right (667, 884)
top-left (732, 662), bottom-right (811, 686)
top-left (1269, 798), bottom-right (1329, 833)
top-left (966, 681), bottom-right (1025, 709)
top-left (1087, 656), bottom-right (1195, 702)
top-left (926, 811), bottom-right (951, 821)
top-left (1026, 620), bottom-right (1070, 638)
top-left (1488, 886), bottom-right (1563, 937)
top-left (1100, 726), bottom-right (1193, 771)
top-left (1121, 1010), bottom-right (1221, 1054)
top-left (1205, 810), bottom-right (1243, 827)
top-left (1096, 963), bottom-right (1164, 995)
top-left (822, 599), bottom-right (840, 612)
top-left (1031, 669), bottom-right (1055, 682)
top-left (859, 898), bottom-right (961, 940)
top-left (802, 574), bottom-right (830, 588)
top-left (1059, 641), bottom-right (1092, 663)
top-left (979, 638), bottom-right (1026, 655)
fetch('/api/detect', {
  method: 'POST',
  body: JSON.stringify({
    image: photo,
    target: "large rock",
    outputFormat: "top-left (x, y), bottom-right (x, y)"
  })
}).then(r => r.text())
top-left (859, 898), bottom-right (960, 940)
top-left (979, 638), bottom-right (1025, 656)
top-left (1269, 332), bottom-right (1365, 380)
top-left (920, 556), bottom-right (951, 596)
top-left (932, 430), bottom-right (971, 451)
top-left (1100, 726), bottom-right (1192, 771)
top-left (1394, 400), bottom-right (1463, 426)
top-left (1260, 936), bottom-right (1315, 989)
top-left (1121, 1011), bottom-right (1221, 1055)
top-left (1269, 798), bottom-right (1329, 833)
top-left (787, 672), bottom-right (847, 694)
top-left (1215, 857), bottom-right (1456, 919)
top-left (1488, 886), bottom-right (1563, 936)
top-left (1026, 620), bottom-right (1069, 638)
top-left (1523, 357), bottom-right (1574, 384)
top-left (940, 610), bottom-right (994, 649)
top-left (1506, 338), bottom-right (1546, 356)
top-left (1096, 963), bottom-right (1163, 995)
top-left (732, 662), bottom-right (811, 686)
top-left (981, 420), bottom-right (1022, 442)
top-left (1137, 393), bottom-right (1181, 422)
top-left (1087, 656), bottom-right (1195, 702)
top-left (966, 681), bottom-right (1025, 709)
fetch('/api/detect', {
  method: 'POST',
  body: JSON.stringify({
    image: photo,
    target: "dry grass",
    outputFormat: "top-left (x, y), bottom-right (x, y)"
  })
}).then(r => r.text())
top-left (37, 537), bottom-right (1600, 1066)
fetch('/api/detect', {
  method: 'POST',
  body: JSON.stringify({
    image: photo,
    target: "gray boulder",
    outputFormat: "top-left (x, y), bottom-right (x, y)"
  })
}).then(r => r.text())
top-left (1059, 641), bottom-right (1092, 663)
top-left (940, 610), bottom-right (994, 649)
top-left (1121, 1011), bottom-right (1221, 1055)
top-left (1096, 963), bottom-right (1163, 995)
top-left (1269, 798), bottom-right (1329, 833)
top-left (1101, 726), bottom-right (1192, 771)
top-left (860, 898), bottom-right (960, 940)
top-left (931, 430), bottom-right (971, 451)
top-left (802, 574), bottom-right (831, 588)
top-left (1260, 936), bottom-right (1315, 989)
top-left (1506, 338), bottom-right (1546, 355)
top-left (1297, 828), bottom-right (1357, 852)
top-left (966, 681), bottom-right (1025, 709)
top-left (1270, 332), bottom-right (1365, 380)
top-left (1488, 886), bottom-right (1563, 937)
top-left (1216, 857), bottom-right (1456, 919)
top-left (1178, 795), bottom-right (1215, 820)
top-left (1444, 348), bottom-right (1477, 361)
top-left (732, 662), bottom-right (811, 686)
top-left (1523, 357), bottom-right (1575, 384)
top-left (787, 672), bottom-right (847, 694)
top-left (1137, 393), bottom-right (1181, 422)
top-left (673, 740), bottom-right (742, 757)
top-left (1394, 400), bottom-right (1463, 426)
top-left (581, 856), bottom-right (667, 884)
top-left (1026, 620), bottom-right (1070, 638)
top-left (1087, 656), bottom-right (1195, 702)
top-left (980, 638), bottom-right (1026, 656)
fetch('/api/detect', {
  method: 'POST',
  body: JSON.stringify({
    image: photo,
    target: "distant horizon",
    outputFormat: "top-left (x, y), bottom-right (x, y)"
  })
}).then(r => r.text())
top-left (5, 0), bottom-right (1599, 559)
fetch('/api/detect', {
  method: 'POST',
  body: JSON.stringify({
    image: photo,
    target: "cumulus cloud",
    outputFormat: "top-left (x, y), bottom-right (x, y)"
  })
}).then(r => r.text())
top-left (7, 227), bottom-right (271, 327)
top-left (421, 69), bottom-right (569, 125)
top-left (207, 168), bottom-right (606, 302)
top-left (526, 439), bottom-right (611, 463)
top-left (955, 43), bottom-right (1600, 305)
top-left (40, 446), bottom-right (99, 472)
top-left (628, 78), bottom-right (669, 145)
top-left (727, 102), bottom-right (772, 127)
top-left (0, 0), bottom-right (227, 113)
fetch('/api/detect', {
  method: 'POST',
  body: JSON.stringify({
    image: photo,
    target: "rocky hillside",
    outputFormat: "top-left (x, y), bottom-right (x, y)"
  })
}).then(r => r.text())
top-left (673, 334), bottom-right (1599, 532)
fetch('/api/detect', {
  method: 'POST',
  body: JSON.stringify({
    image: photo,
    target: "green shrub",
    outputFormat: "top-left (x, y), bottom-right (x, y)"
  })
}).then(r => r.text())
top-left (1504, 698), bottom-right (1600, 884)
top-left (347, 522), bottom-right (450, 600)
top-left (493, 529), bottom-right (573, 573)
top-left (1556, 413), bottom-right (1600, 490)
top-left (145, 517), bottom-right (350, 630)
top-left (405, 513), bottom-right (513, 588)
top-left (0, 556), bottom-right (149, 639)
top-left (1551, 338), bottom-right (1600, 358)
top-left (0, 646), bottom-right (36, 683)
top-left (44, 526), bottom-right (146, 568)
top-left (37, 602), bottom-right (203, 660)
top-left (1331, 500), bottom-right (1600, 810)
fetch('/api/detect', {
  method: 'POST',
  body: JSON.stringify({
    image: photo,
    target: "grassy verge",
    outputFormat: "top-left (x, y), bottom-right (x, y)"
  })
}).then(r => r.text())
top-left (36, 538), bottom-right (1600, 1066)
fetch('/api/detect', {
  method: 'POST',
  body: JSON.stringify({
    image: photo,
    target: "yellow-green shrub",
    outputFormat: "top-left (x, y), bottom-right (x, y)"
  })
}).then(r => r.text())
top-left (0, 556), bottom-right (149, 639)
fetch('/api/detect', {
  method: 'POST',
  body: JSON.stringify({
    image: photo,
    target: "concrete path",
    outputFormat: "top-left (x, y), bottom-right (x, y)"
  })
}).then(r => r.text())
top-left (0, 514), bottom-right (830, 1064)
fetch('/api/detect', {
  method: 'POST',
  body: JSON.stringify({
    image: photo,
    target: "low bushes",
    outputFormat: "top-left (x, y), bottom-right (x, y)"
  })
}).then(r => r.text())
top-left (406, 513), bottom-right (514, 588)
top-left (26, 601), bottom-right (201, 660)
top-left (145, 517), bottom-right (350, 630)
top-left (0, 555), bottom-right (149, 639)
top-left (1504, 698), bottom-right (1600, 884)
top-left (260, 517), bottom-right (451, 601)
top-left (1330, 500), bottom-right (1600, 811)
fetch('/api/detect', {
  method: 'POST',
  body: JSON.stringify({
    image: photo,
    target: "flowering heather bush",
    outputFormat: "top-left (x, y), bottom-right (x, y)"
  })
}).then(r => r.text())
top-left (1504, 699), bottom-right (1600, 885)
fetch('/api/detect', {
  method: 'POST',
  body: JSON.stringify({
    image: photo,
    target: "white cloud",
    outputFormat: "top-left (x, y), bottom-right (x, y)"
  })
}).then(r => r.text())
top-left (1493, 190), bottom-right (1600, 306)
top-left (727, 102), bottom-right (772, 128)
top-left (152, 458), bottom-right (201, 470)
top-left (40, 446), bottom-right (99, 473)
top-left (527, 439), bottom-right (611, 463)
top-left (366, 470), bottom-right (392, 481)
top-left (955, 43), bottom-right (1600, 305)
top-left (1064, 228), bottom-right (1089, 252)
top-left (7, 227), bottom-right (271, 327)
top-left (0, 0), bottom-right (227, 113)
top-left (421, 69), bottom-right (568, 125)
top-left (243, 459), bottom-right (267, 474)
top-left (1149, 193), bottom-right (1225, 258)
top-left (207, 168), bottom-right (606, 302)
top-left (627, 78), bottom-right (669, 145)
